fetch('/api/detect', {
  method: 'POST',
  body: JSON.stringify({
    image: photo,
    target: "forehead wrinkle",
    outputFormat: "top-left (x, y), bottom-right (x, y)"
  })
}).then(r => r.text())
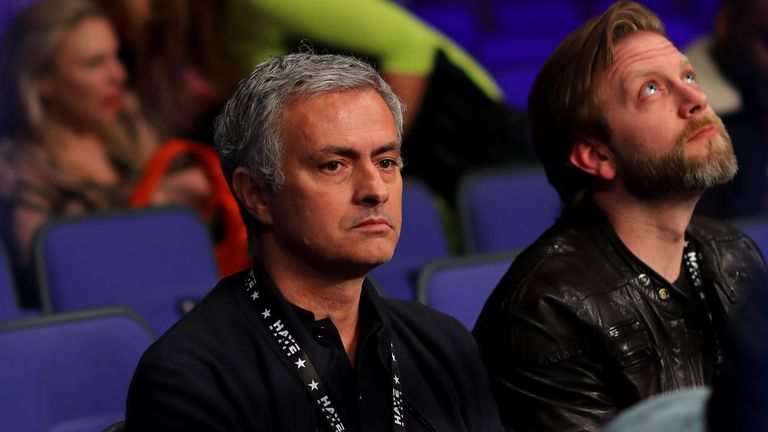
top-left (612, 37), bottom-right (686, 103)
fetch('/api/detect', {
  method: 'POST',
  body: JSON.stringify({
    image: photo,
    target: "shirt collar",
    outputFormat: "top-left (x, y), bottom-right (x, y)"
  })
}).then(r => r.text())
top-left (251, 261), bottom-right (387, 357)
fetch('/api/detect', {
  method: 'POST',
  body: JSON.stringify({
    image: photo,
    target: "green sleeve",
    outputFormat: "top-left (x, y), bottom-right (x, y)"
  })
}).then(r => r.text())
top-left (229, 0), bottom-right (502, 99)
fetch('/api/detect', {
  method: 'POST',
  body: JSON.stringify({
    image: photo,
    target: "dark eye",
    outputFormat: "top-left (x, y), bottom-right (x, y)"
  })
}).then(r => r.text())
top-left (377, 158), bottom-right (402, 170)
top-left (683, 72), bottom-right (696, 84)
top-left (85, 55), bottom-right (106, 68)
top-left (322, 161), bottom-right (343, 172)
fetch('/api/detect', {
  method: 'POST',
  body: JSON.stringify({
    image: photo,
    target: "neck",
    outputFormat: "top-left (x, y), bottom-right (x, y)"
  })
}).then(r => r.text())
top-left (594, 190), bottom-right (699, 282)
top-left (261, 242), bottom-right (365, 363)
top-left (49, 119), bottom-right (100, 145)
top-left (46, 121), bottom-right (119, 185)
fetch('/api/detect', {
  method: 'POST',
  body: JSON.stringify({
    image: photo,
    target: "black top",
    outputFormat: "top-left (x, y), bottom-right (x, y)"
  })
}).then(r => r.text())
top-left (126, 264), bottom-right (503, 432)
top-left (288, 282), bottom-right (392, 432)
top-left (473, 202), bottom-right (766, 432)
top-left (598, 212), bottom-right (724, 382)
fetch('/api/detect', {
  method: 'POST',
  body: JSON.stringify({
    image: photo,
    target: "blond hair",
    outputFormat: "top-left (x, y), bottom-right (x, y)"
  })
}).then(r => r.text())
top-left (0, 0), bottom-right (142, 171)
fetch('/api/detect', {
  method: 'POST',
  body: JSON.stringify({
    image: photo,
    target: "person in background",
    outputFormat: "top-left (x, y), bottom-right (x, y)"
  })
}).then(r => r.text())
top-left (102, 0), bottom-right (532, 203)
top-left (473, 1), bottom-right (766, 431)
top-left (686, 0), bottom-right (768, 219)
top-left (126, 52), bottom-right (503, 431)
top-left (0, 0), bottom-right (212, 307)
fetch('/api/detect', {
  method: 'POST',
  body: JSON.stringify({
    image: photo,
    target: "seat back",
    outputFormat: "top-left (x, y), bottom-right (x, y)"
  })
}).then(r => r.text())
top-left (369, 178), bottom-right (451, 299)
top-left (0, 240), bottom-right (22, 321)
top-left (459, 166), bottom-right (561, 253)
top-left (416, 251), bottom-right (518, 329)
top-left (35, 206), bottom-right (218, 334)
top-left (0, 307), bottom-right (154, 432)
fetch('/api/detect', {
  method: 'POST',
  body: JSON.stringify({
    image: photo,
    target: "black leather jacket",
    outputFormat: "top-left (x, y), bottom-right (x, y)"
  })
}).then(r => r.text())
top-left (473, 205), bottom-right (766, 432)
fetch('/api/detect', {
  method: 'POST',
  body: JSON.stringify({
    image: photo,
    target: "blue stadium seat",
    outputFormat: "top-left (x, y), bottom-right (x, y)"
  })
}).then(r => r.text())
top-left (416, 251), bottom-right (518, 329)
top-left (0, 240), bottom-right (35, 321)
top-left (493, 1), bottom-right (581, 37)
top-left (369, 178), bottom-right (451, 300)
top-left (35, 206), bottom-right (218, 335)
top-left (489, 65), bottom-right (542, 109)
top-left (0, 307), bottom-right (154, 432)
top-left (458, 166), bottom-right (561, 253)
top-left (0, 240), bottom-right (20, 320)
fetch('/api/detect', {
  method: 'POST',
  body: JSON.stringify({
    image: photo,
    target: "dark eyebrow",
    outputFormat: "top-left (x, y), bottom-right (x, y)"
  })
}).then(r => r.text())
top-left (320, 146), bottom-right (360, 159)
top-left (372, 142), bottom-right (401, 156)
top-left (320, 142), bottom-right (401, 158)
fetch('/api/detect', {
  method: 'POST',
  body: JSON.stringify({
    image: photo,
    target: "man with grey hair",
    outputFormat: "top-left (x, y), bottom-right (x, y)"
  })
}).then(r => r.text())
top-left (126, 52), bottom-right (503, 431)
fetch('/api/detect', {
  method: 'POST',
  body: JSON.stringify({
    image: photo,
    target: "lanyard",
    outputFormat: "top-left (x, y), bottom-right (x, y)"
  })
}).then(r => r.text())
top-left (243, 269), bottom-right (407, 432)
top-left (683, 241), bottom-right (723, 365)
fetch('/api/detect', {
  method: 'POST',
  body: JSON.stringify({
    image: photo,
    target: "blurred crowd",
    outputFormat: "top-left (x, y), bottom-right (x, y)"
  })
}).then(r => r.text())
top-left (0, 0), bottom-right (532, 309)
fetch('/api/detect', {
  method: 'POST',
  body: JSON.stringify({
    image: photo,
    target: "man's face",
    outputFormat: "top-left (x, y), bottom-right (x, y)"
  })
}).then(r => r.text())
top-left (263, 88), bottom-right (402, 276)
top-left (601, 31), bottom-right (737, 199)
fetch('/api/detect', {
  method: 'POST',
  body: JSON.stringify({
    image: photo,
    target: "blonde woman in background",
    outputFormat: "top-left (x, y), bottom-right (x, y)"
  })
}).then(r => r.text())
top-left (0, 0), bottom-right (211, 308)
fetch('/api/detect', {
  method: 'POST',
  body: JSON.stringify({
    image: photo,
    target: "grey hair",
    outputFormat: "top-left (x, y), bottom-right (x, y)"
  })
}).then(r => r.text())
top-left (214, 52), bottom-right (404, 193)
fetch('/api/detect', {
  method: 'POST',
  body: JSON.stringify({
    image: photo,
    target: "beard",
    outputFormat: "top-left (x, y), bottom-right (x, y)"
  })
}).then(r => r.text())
top-left (612, 114), bottom-right (738, 200)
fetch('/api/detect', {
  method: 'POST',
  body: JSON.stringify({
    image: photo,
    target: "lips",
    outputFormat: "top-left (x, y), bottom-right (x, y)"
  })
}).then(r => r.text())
top-left (687, 124), bottom-right (717, 142)
top-left (102, 92), bottom-right (123, 112)
top-left (353, 217), bottom-right (392, 229)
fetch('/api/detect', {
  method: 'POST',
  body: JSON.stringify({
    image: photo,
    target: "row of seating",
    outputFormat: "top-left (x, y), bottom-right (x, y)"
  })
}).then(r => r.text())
top-left (0, 253), bottom-right (515, 432)
top-left (1, 168), bottom-right (767, 432)
top-left (0, 164), bottom-right (561, 321)
top-left (4, 207), bottom-right (219, 335)
top-left (371, 165), bottom-right (560, 299)
top-left (0, 307), bottom-right (150, 432)
top-left (3, 165), bottom-right (767, 331)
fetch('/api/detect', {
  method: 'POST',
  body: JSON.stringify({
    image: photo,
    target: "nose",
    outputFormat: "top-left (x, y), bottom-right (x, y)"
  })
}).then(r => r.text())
top-left (110, 57), bottom-right (128, 85)
top-left (678, 84), bottom-right (708, 118)
top-left (353, 163), bottom-right (389, 207)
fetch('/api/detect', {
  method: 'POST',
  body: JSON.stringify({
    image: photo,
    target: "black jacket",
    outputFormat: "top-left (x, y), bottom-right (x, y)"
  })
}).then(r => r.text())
top-left (473, 205), bottom-right (766, 432)
top-left (126, 266), bottom-right (503, 431)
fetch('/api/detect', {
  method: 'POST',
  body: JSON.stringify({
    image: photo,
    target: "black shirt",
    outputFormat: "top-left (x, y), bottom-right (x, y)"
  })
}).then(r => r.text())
top-left (126, 264), bottom-right (504, 431)
top-left (291, 290), bottom-right (391, 432)
top-left (597, 207), bottom-right (725, 383)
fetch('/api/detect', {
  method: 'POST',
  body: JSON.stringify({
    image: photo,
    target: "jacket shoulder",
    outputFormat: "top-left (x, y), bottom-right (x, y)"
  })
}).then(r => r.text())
top-left (689, 216), bottom-right (767, 273)
top-left (498, 222), bottom-right (630, 305)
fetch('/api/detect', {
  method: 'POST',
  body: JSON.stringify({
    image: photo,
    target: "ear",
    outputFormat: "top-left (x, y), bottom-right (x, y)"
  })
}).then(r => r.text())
top-left (569, 138), bottom-right (617, 181)
top-left (232, 167), bottom-right (273, 225)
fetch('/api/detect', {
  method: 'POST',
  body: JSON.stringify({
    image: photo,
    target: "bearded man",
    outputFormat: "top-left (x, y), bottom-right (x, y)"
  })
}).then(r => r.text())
top-left (472, 2), bottom-right (767, 432)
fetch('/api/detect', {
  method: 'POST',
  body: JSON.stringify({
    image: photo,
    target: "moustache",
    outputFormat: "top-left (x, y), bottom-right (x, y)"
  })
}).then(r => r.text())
top-left (349, 210), bottom-right (398, 229)
top-left (678, 114), bottom-right (728, 144)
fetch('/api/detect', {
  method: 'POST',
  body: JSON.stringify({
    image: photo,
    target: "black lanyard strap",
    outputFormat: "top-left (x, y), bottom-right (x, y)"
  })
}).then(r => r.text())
top-left (683, 241), bottom-right (723, 365)
top-left (243, 269), bottom-right (407, 432)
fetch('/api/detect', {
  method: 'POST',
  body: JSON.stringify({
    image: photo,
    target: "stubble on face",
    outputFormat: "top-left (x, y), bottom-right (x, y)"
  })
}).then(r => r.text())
top-left (612, 114), bottom-right (738, 199)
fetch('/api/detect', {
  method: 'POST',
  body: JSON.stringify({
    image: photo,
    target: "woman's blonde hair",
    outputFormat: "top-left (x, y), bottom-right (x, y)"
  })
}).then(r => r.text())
top-left (0, 0), bottom-right (141, 171)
